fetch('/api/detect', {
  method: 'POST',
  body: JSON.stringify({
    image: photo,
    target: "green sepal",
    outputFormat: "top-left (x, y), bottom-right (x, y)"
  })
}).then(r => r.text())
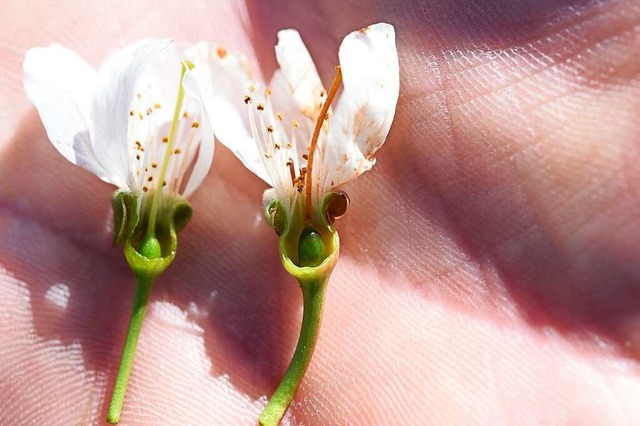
top-left (263, 189), bottom-right (287, 236)
top-left (112, 190), bottom-right (139, 247)
top-left (111, 190), bottom-right (193, 279)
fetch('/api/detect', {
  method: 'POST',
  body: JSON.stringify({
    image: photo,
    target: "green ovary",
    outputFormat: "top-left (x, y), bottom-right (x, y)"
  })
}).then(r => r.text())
top-left (298, 228), bottom-right (327, 267)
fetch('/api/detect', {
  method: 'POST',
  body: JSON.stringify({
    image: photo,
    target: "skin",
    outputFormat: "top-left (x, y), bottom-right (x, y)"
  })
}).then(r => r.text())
top-left (1, 0), bottom-right (639, 424)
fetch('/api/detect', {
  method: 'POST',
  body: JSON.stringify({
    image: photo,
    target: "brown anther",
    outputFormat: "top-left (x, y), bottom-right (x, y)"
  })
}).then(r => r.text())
top-left (151, 162), bottom-right (158, 168)
top-left (174, 148), bottom-right (182, 154)
top-left (300, 166), bottom-right (307, 175)
top-left (320, 90), bottom-right (326, 97)
top-left (143, 186), bottom-right (149, 192)
top-left (136, 154), bottom-right (141, 160)
top-left (129, 111), bottom-right (134, 116)
top-left (192, 122), bottom-right (200, 128)
top-left (266, 125), bottom-right (274, 133)
top-left (292, 119), bottom-right (299, 128)
top-left (257, 103), bottom-right (264, 111)
top-left (276, 112), bottom-right (284, 121)
top-left (265, 87), bottom-right (272, 96)
top-left (146, 108), bottom-right (152, 115)
top-left (162, 180), bottom-right (167, 187)
top-left (286, 142), bottom-right (292, 149)
top-left (182, 111), bottom-right (189, 118)
top-left (244, 95), bottom-right (252, 104)
top-left (162, 136), bottom-right (168, 143)
top-left (274, 143), bottom-right (281, 150)
top-left (216, 46), bottom-right (227, 58)
top-left (147, 176), bottom-right (153, 182)
top-left (302, 153), bottom-right (309, 160)
top-left (264, 152), bottom-right (273, 159)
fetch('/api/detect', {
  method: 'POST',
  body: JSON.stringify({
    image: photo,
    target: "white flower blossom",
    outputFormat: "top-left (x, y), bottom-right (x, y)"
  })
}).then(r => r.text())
top-left (184, 23), bottom-right (399, 221)
top-left (23, 39), bottom-right (214, 207)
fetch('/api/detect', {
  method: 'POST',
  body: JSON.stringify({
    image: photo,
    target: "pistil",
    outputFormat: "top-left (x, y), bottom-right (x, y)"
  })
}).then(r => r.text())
top-left (146, 61), bottom-right (190, 241)
top-left (304, 66), bottom-right (342, 221)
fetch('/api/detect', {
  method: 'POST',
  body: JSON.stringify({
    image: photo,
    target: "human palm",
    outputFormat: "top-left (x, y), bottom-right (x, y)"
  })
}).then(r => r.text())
top-left (1, 0), bottom-right (639, 424)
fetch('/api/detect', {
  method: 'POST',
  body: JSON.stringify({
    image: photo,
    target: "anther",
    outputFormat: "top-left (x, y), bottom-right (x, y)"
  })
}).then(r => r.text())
top-left (216, 46), bottom-right (227, 58)
top-left (162, 136), bottom-right (168, 143)
top-left (244, 95), bottom-right (252, 104)
top-left (191, 122), bottom-right (199, 128)
top-left (257, 103), bottom-right (264, 111)
top-left (292, 119), bottom-right (299, 128)
top-left (276, 112), bottom-right (284, 121)
top-left (267, 125), bottom-right (274, 133)
top-left (174, 148), bottom-right (182, 154)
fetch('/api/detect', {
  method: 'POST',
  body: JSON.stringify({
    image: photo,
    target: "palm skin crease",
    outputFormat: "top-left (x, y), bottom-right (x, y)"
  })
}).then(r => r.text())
top-left (1, 0), bottom-right (640, 424)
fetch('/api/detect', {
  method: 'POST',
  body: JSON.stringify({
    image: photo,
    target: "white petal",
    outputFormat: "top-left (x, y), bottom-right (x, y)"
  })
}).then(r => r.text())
top-left (184, 42), bottom-right (270, 184)
top-left (322, 23), bottom-right (399, 192)
top-left (275, 29), bottom-right (326, 120)
top-left (23, 45), bottom-right (109, 180)
top-left (182, 99), bottom-right (215, 198)
top-left (91, 38), bottom-right (173, 191)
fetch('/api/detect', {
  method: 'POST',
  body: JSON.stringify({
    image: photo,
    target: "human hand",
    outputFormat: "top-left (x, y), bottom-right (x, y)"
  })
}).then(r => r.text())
top-left (1, 0), bottom-right (639, 424)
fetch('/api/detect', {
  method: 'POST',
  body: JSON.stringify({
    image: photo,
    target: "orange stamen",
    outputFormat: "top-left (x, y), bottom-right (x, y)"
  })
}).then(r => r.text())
top-left (305, 65), bottom-right (342, 221)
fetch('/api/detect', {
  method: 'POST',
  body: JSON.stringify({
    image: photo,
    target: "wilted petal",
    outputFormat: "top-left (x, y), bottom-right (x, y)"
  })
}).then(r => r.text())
top-left (275, 29), bottom-right (326, 121)
top-left (322, 23), bottom-right (399, 191)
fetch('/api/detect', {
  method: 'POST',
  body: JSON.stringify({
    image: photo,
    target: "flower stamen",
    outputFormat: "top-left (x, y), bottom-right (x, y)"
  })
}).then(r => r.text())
top-left (287, 158), bottom-right (296, 187)
top-left (305, 65), bottom-right (342, 221)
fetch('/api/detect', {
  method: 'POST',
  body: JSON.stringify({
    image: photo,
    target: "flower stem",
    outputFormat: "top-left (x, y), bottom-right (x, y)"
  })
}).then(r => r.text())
top-left (259, 277), bottom-right (328, 426)
top-left (106, 273), bottom-right (155, 425)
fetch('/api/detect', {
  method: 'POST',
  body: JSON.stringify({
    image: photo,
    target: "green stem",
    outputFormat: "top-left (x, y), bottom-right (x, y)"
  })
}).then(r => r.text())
top-left (259, 277), bottom-right (328, 426)
top-left (106, 273), bottom-right (155, 424)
